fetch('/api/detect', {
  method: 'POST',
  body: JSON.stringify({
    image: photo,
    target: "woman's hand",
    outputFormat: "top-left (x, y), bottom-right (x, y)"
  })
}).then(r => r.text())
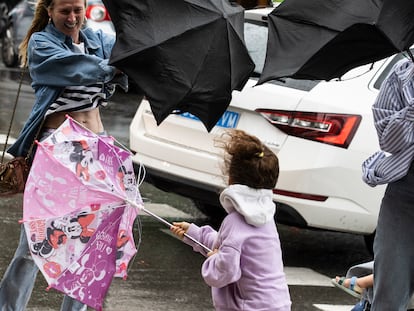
top-left (170, 221), bottom-right (190, 239)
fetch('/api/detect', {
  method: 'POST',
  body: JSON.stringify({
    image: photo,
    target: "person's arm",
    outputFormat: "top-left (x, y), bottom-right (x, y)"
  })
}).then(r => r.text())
top-left (28, 33), bottom-right (117, 87)
top-left (171, 222), bottom-right (217, 255)
top-left (201, 243), bottom-right (242, 288)
top-left (372, 61), bottom-right (414, 153)
top-left (200, 217), bottom-right (242, 288)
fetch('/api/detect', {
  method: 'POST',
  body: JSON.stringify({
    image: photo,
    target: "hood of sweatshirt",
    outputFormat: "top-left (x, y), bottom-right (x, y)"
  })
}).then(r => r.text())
top-left (219, 184), bottom-right (275, 227)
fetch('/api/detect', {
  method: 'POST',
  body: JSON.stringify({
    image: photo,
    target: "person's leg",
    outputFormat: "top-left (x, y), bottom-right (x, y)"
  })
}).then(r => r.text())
top-left (346, 261), bottom-right (375, 304)
top-left (359, 275), bottom-right (374, 288)
top-left (0, 225), bottom-right (39, 311)
top-left (60, 296), bottom-right (87, 311)
top-left (371, 172), bottom-right (414, 311)
top-left (335, 275), bottom-right (374, 290)
top-left (351, 299), bottom-right (370, 311)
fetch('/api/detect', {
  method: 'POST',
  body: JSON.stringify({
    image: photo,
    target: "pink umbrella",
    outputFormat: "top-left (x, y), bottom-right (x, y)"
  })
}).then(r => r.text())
top-left (22, 116), bottom-right (212, 310)
top-left (22, 116), bottom-right (142, 310)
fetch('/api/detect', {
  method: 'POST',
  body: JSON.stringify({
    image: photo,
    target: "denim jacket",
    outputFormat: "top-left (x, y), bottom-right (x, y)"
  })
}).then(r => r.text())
top-left (8, 23), bottom-right (127, 158)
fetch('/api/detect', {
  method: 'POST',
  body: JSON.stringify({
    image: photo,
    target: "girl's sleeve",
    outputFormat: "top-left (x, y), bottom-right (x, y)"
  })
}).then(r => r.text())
top-left (199, 219), bottom-right (242, 288)
top-left (184, 224), bottom-right (218, 255)
top-left (201, 244), bottom-right (242, 288)
top-left (28, 33), bottom-right (116, 87)
top-left (372, 65), bottom-right (414, 153)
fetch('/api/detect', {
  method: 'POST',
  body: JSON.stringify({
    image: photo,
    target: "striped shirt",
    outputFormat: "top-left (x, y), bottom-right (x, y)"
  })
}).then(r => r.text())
top-left (362, 58), bottom-right (414, 186)
top-left (45, 83), bottom-right (107, 116)
top-left (45, 41), bottom-right (108, 117)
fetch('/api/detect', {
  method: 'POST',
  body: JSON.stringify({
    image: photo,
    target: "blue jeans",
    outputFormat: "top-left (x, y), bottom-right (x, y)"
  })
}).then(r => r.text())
top-left (352, 299), bottom-right (370, 311)
top-left (0, 225), bottom-right (87, 311)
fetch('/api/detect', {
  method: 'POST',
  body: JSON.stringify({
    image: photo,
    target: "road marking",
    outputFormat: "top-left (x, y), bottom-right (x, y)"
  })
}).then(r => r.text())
top-left (285, 267), bottom-right (333, 287)
top-left (0, 134), bottom-right (16, 144)
top-left (314, 304), bottom-right (355, 311)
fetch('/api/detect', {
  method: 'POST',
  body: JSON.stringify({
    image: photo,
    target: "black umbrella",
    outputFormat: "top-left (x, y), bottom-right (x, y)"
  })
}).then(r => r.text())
top-left (102, 0), bottom-right (255, 131)
top-left (258, 0), bottom-right (414, 83)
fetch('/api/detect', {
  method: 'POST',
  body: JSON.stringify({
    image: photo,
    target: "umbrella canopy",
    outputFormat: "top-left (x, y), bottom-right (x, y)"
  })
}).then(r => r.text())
top-left (103, 0), bottom-right (255, 131)
top-left (22, 117), bottom-right (142, 310)
top-left (258, 0), bottom-right (414, 83)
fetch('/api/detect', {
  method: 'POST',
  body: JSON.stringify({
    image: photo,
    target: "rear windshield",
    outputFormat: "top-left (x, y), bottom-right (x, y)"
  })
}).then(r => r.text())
top-left (244, 19), bottom-right (320, 92)
top-left (373, 50), bottom-right (414, 90)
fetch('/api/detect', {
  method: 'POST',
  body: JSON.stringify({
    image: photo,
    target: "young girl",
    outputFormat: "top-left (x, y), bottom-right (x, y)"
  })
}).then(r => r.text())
top-left (171, 129), bottom-right (291, 311)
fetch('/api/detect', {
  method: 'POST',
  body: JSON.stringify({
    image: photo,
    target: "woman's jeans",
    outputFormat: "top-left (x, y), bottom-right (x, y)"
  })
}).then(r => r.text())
top-left (0, 226), bottom-right (86, 311)
top-left (372, 163), bottom-right (414, 311)
top-left (0, 128), bottom-right (87, 311)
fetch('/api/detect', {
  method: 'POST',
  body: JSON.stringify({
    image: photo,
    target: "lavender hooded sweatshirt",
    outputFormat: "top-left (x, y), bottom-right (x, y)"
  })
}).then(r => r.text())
top-left (184, 184), bottom-right (291, 311)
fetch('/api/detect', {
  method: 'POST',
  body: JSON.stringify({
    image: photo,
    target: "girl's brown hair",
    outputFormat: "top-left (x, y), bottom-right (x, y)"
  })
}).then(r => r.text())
top-left (217, 129), bottom-right (279, 189)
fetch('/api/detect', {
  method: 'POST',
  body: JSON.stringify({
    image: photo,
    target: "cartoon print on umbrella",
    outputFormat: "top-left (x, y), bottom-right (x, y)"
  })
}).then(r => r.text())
top-left (258, 0), bottom-right (414, 83)
top-left (102, 0), bottom-right (255, 131)
top-left (22, 116), bottom-right (142, 310)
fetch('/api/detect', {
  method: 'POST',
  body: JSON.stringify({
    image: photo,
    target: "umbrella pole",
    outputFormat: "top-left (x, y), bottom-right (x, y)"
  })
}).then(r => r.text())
top-left (141, 207), bottom-right (213, 253)
top-left (126, 200), bottom-right (212, 253)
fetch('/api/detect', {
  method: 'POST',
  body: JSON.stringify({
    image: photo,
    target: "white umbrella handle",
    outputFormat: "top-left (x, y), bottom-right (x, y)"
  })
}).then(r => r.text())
top-left (127, 200), bottom-right (212, 253)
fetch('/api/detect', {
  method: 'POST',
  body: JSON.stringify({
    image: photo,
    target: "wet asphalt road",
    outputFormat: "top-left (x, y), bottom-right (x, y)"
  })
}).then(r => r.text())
top-left (0, 64), bottom-right (374, 310)
top-left (0, 194), bottom-right (212, 311)
top-left (0, 193), bottom-right (374, 311)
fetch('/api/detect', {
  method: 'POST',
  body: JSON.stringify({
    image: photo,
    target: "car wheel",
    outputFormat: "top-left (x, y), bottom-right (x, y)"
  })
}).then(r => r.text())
top-left (192, 200), bottom-right (226, 228)
top-left (0, 3), bottom-right (8, 37)
top-left (364, 231), bottom-right (375, 256)
top-left (1, 23), bottom-right (19, 68)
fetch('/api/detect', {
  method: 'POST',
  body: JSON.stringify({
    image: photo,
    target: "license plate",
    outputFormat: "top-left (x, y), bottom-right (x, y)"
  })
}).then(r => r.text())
top-left (179, 110), bottom-right (240, 128)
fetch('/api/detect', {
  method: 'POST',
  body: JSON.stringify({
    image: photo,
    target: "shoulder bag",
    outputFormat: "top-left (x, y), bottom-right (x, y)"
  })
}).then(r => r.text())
top-left (0, 69), bottom-right (34, 196)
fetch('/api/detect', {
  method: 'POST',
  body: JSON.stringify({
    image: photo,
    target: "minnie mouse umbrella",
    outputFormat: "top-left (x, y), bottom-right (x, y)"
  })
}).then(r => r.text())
top-left (22, 116), bottom-right (142, 310)
top-left (21, 116), bottom-right (211, 310)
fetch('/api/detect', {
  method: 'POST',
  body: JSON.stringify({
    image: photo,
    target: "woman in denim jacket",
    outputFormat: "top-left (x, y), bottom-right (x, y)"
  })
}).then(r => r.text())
top-left (0, 0), bottom-right (127, 310)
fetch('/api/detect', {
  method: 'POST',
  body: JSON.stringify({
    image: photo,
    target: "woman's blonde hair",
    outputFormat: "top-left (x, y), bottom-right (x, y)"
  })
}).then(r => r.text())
top-left (19, 0), bottom-right (53, 67)
top-left (216, 129), bottom-right (279, 189)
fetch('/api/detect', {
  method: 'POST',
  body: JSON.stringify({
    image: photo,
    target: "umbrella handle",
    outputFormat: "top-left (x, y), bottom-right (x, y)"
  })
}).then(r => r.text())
top-left (131, 203), bottom-right (212, 253)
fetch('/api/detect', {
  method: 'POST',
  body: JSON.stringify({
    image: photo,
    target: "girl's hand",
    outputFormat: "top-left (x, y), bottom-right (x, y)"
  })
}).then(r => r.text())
top-left (207, 249), bottom-right (218, 257)
top-left (170, 222), bottom-right (190, 239)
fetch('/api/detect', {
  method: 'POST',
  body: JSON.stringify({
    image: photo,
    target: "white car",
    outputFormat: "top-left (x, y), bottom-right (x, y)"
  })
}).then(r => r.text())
top-left (130, 7), bottom-right (406, 249)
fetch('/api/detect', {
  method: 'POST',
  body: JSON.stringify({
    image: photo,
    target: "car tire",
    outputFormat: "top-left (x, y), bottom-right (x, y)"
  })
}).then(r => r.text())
top-left (0, 3), bottom-right (8, 38)
top-left (1, 23), bottom-right (19, 68)
top-left (364, 231), bottom-right (375, 256)
top-left (192, 200), bottom-right (226, 228)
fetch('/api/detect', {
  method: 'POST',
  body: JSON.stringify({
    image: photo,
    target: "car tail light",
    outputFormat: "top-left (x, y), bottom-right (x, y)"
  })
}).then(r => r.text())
top-left (256, 109), bottom-right (362, 148)
top-left (85, 4), bottom-right (111, 22)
